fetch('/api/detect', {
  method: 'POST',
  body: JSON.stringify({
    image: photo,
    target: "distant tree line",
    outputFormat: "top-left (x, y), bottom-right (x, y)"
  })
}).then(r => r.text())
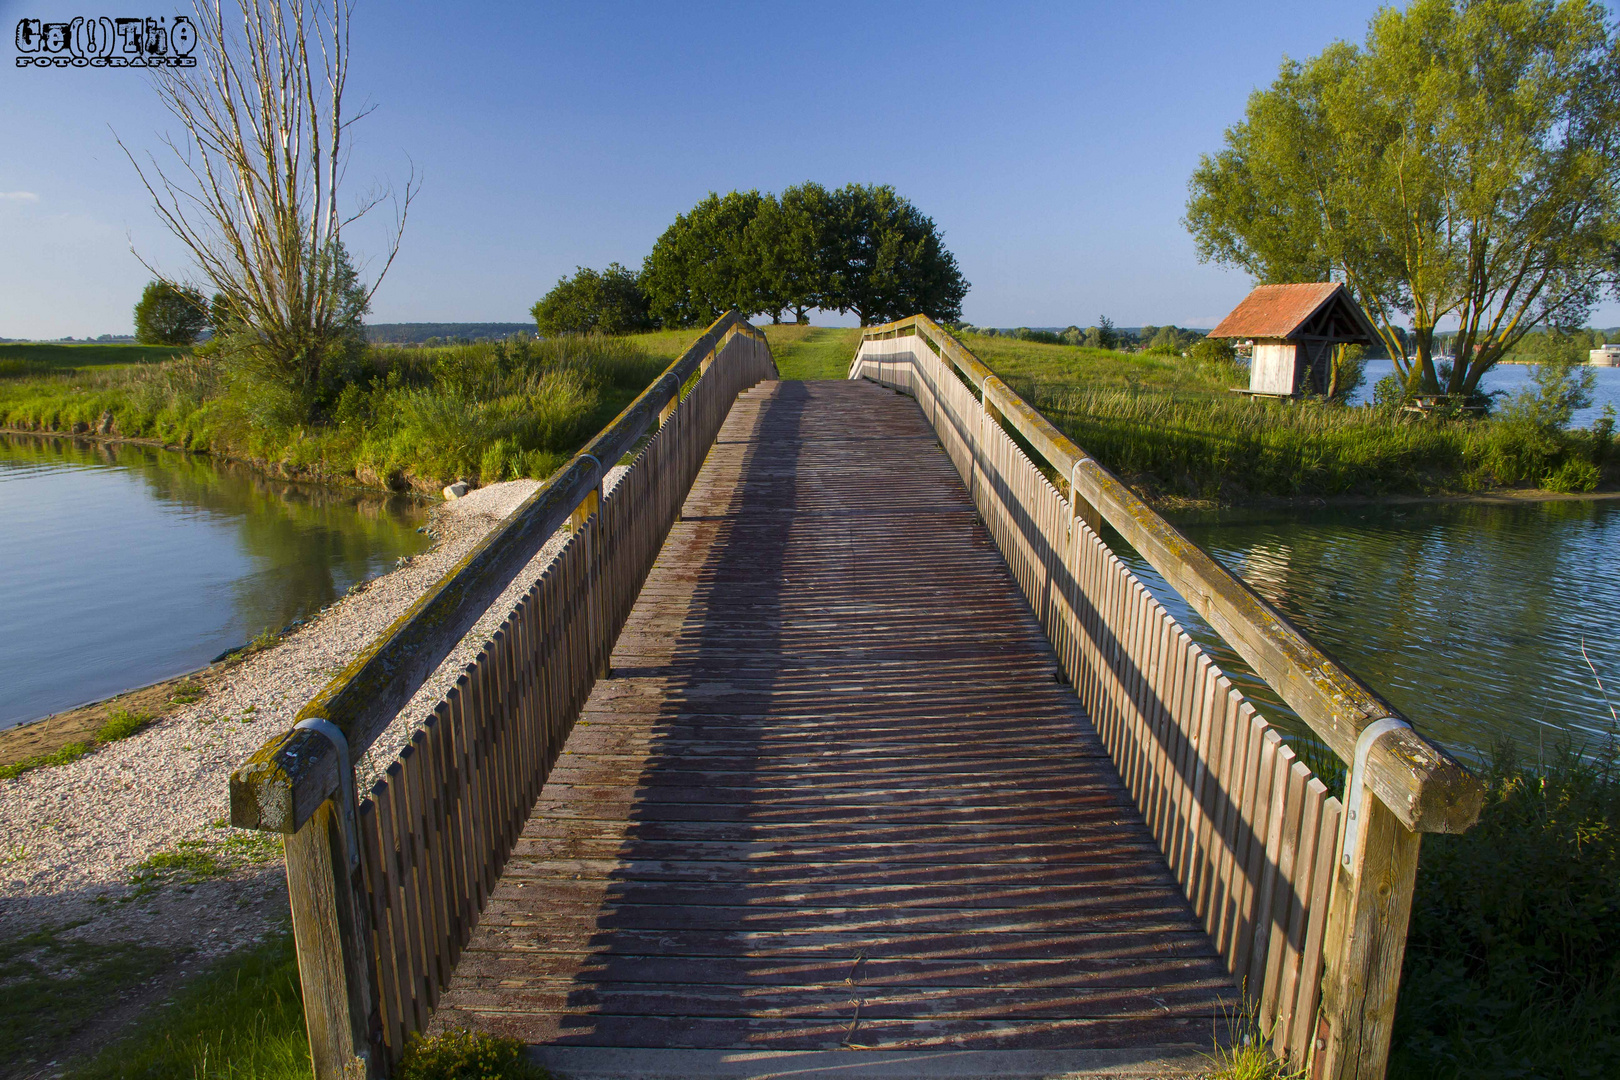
top-left (960, 319), bottom-right (1207, 356)
top-left (532, 183), bottom-right (969, 335)
top-left (366, 322), bottom-right (535, 345)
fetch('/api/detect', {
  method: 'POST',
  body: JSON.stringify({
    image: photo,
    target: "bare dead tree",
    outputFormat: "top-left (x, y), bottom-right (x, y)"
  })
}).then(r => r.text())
top-left (120, 0), bottom-right (416, 417)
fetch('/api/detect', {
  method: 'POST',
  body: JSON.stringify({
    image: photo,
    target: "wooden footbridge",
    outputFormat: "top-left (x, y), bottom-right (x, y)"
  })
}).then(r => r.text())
top-left (231, 312), bottom-right (1483, 1080)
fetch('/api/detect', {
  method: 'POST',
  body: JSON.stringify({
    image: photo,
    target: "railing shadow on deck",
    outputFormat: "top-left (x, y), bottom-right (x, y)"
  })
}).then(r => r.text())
top-left (224, 310), bottom-right (777, 1079)
top-left (554, 381), bottom-right (806, 1048)
top-left (848, 319), bottom-right (1487, 1080)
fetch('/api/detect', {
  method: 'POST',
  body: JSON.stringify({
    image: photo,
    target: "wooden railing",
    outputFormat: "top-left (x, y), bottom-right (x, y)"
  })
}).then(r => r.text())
top-left (850, 317), bottom-right (1484, 1080)
top-left (228, 310), bottom-right (776, 1079)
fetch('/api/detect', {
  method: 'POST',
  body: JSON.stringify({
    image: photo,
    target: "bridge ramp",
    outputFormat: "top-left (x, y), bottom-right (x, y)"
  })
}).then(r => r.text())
top-left (433, 380), bottom-right (1236, 1077)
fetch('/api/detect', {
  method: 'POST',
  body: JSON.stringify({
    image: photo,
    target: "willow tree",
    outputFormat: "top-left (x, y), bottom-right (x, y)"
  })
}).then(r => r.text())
top-left (121, 0), bottom-right (415, 419)
top-left (1186, 0), bottom-right (1620, 397)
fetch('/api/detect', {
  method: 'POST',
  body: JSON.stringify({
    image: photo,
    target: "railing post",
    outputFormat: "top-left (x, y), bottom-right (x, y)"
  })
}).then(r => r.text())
top-left (284, 796), bottom-right (381, 1080)
top-left (1314, 793), bottom-right (1422, 1080)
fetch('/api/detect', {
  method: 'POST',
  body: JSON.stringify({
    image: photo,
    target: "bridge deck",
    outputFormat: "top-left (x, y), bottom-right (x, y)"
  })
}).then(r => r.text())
top-left (434, 380), bottom-right (1236, 1076)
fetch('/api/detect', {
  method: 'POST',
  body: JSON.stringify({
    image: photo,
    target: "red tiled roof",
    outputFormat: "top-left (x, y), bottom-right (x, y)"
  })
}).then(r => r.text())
top-left (1208, 282), bottom-right (1351, 339)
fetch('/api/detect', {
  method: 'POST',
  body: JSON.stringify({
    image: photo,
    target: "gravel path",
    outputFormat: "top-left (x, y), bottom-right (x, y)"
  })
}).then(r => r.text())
top-left (0, 477), bottom-right (601, 953)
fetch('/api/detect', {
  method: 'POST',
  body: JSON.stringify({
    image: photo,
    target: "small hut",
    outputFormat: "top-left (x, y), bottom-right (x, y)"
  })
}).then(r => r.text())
top-left (1208, 283), bottom-right (1380, 397)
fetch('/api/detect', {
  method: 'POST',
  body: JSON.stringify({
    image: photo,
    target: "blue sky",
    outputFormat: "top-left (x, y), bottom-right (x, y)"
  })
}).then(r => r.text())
top-left (7, 0), bottom-right (1619, 338)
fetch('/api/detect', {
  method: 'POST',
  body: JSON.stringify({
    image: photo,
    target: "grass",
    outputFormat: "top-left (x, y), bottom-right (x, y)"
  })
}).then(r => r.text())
top-left (911, 331), bottom-right (1616, 502)
top-left (0, 829), bottom-right (290, 1074)
top-left (0, 708), bottom-right (154, 780)
top-left (71, 931), bottom-right (313, 1080)
top-left (0, 336), bottom-right (670, 493)
top-left (1042, 389), bottom-right (1615, 501)
top-left (1204, 1016), bottom-right (1305, 1080)
top-left (759, 324), bottom-right (863, 379)
top-left (622, 322), bottom-right (864, 380)
top-left (124, 830), bottom-right (284, 900)
top-left (960, 329), bottom-right (1240, 398)
top-left (56, 938), bottom-right (548, 1080)
top-left (98, 707), bottom-right (156, 741)
top-left (1, 922), bottom-right (176, 1072)
top-left (169, 681), bottom-right (205, 705)
top-left (0, 343), bottom-right (192, 378)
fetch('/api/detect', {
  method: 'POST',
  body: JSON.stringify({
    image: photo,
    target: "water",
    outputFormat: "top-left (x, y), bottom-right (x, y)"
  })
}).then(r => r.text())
top-left (1112, 499), bottom-right (1620, 767)
top-left (1350, 358), bottom-right (1620, 427)
top-left (0, 435), bottom-right (430, 730)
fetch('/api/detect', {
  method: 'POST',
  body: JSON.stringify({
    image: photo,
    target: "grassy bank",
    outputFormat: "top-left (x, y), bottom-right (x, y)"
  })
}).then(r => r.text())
top-left (0, 324), bottom-right (866, 495)
top-left (1044, 389), bottom-right (1614, 501)
top-left (0, 337), bottom-right (670, 493)
top-left (947, 332), bottom-right (1616, 502)
top-left (0, 342), bottom-right (191, 379)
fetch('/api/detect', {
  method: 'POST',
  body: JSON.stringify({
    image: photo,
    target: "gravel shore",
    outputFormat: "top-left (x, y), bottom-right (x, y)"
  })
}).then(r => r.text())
top-left (0, 477), bottom-right (589, 955)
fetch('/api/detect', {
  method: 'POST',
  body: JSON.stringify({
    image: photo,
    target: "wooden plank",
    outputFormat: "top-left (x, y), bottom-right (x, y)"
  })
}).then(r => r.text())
top-left (425, 380), bottom-right (1242, 1058)
top-left (1318, 796), bottom-right (1422, 1079)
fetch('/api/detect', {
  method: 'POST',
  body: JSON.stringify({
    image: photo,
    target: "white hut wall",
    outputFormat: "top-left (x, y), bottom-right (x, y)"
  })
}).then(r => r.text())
top-left (1250, 340), bottom-right (1299, 394)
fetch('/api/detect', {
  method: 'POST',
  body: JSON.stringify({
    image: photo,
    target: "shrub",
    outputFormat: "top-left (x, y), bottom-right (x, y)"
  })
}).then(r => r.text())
top-left (531, 263), bottom-right (652, 336)
top-left (1592, 403), bottom-right (1616, 465)
top-left (96, 708), bottom-right (153, 742)
top-left (397, 1028), bottom-right (550, 1080)
top-left (1372, 373), bottom-right (1408, 408)
top-left (1501, 342), bottom-right (1598, 430)
top-left (1189, 337), bottom-right (1236, 365)
top-left (1543, 458), bottom-right (1601, 493)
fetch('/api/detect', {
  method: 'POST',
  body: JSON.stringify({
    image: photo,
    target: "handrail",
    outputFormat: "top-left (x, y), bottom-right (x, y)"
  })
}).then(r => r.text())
top-left (855, 315), bottom-right (1483, 835)
top-left (230, 309), bottom-right (765, 834)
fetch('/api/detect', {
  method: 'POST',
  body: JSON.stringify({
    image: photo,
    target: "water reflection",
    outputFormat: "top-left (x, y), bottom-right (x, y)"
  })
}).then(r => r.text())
top-left (0, 434), bottom-right (429, 729)
top-left (1113, 499), bottom-right (1620, 766)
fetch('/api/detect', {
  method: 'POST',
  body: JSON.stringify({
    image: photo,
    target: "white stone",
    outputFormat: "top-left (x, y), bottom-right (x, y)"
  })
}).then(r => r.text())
top-left (442, 481), bottom-right (469, 500)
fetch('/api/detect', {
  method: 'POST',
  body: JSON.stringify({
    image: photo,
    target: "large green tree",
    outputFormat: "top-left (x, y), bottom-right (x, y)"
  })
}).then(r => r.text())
top-left (746, 182), bottom-right (837, 323)
top-left (824, 184), bottom-right (969, 325)
top-left (531, 263), bottom-right (652, 335)
top-left (1186, 0), bottom-right (1620, 397)
top-left (133, 280), bottom-right (209, 345)
top-left (642, 184), bottom-right (969, 328)
top-left (641, 190), bottom-right (769, 327)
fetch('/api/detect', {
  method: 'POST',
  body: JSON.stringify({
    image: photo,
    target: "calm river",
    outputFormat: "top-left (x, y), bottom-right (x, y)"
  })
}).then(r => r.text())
top-left (1114, 498), bottom-right (1620, 769)
top-left (0, 434), bottom-right (428, 730)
